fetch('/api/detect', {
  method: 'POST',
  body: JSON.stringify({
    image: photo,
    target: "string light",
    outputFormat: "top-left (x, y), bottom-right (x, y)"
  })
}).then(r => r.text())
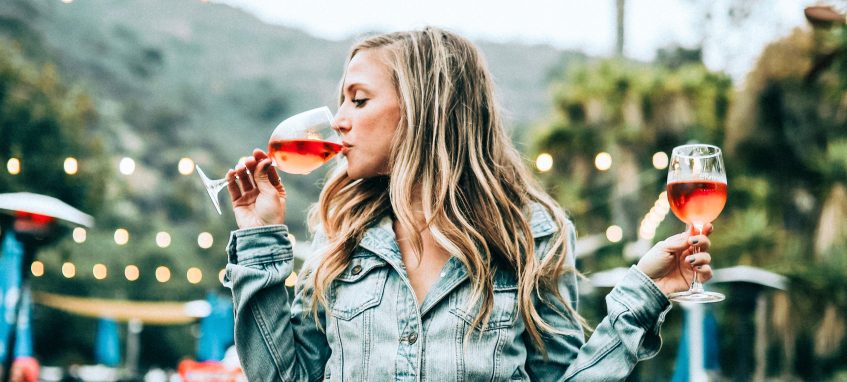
top-left (31, 261), bottom-right (44, 277)
top-left (639, 191), bottom-right (671, 240)
top-left (156, 232), bottom-right (171, 248)
top-left (93, 264), bottom-right (108, 280)
top-left (187, 267), bottom-right (203, 284)
top-left (535, 153), bottom-right (553, 172)
top-left (652, 151), bottom-right (669, 170)
top-left (198, 232), bottom-right (214, 249)
top-left (61, 0), bottom-right (74, 3)
top-left (37, 259), bottom-right (247, 285)
top-left (64, 157), bottom-right (78, 175)
top-left (62, 262), bottom-right (76, 278)
top-left (178, 158), bottom-right (195, 175)
top-left (606, 225), bottom-right (623, 243)
top-left (156, 266), bottom-right (171, 283)
top-left (119, 157), bottom-right (135, 175)
top-left (125, 265), bottom-right (140, 281)
top-left (114, 229), bottom-right (129, 245)
top-left (595, 152), bottom-right (612, 171)
top-left (7, 158), bottom-right (20, 175)
top-left (72, 227), bottom-right (86, 243)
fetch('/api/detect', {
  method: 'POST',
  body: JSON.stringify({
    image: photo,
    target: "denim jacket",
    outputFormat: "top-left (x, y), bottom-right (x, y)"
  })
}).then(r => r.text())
top-left (224, 204), bottom-right (672, 381)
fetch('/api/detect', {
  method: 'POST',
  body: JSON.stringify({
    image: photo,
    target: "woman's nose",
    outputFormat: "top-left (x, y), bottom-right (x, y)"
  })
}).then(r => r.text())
top-left (334, 109), bottom-right (351, 134)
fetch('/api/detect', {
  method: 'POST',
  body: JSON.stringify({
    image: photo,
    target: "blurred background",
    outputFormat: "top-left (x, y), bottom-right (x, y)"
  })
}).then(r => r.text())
top-left (1, 0), bottom-right (846, 381)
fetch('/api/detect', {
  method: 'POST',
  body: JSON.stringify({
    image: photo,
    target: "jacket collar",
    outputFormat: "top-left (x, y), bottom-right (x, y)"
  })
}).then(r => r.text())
top-left (356, 203), bottom-right (560, 315)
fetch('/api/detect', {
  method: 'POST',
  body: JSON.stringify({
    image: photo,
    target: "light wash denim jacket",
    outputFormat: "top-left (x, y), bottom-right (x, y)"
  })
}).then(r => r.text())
top-left (224, 204), bottom-right (672, 381)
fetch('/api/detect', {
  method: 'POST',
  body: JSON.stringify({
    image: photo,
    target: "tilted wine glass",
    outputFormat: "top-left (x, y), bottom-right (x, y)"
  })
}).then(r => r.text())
top-left (666, 144), bottom-right (727, 303)
top-left (196, 106), bottom-right (340, 214)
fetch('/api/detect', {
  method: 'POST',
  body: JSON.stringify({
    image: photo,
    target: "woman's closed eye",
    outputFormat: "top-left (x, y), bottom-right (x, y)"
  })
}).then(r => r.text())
top-left (352, 98), bottom-right (368, 107)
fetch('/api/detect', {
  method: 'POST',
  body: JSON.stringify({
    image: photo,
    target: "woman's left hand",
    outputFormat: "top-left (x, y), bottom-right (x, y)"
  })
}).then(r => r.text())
top-left (636, 224), bottom-right (714, 296)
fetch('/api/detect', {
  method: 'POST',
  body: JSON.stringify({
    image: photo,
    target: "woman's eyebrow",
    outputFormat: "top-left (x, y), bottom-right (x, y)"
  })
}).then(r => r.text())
top-left (344, 82), bottom-right (371, 93)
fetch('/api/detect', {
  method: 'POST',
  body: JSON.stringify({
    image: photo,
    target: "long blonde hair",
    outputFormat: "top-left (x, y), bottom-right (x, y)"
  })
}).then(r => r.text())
top-left (307, 27), bottom-right (584, 352)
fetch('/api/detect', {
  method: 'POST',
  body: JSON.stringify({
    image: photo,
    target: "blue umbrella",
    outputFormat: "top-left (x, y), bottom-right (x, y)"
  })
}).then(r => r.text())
top-left (197, 292), bottom-right (234, 361)
top-left (0, 232), bottom-right (24, 361)
top-left (96, 317), bottom-right (121, 367)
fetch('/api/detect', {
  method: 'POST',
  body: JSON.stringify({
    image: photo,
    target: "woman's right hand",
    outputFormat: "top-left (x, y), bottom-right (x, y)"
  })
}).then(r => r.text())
top-left (227, 148), bottom-right (287, 229)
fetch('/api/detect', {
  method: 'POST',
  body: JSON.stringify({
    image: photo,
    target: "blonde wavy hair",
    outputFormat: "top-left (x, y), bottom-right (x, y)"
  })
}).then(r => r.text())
top-left (306, 27), bottom-right (585, 352)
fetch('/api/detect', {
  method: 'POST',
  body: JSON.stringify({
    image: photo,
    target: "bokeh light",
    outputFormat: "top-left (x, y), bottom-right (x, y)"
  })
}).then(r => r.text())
top-left (156, 232), bottom-right (171, 248)
top-left (93, 264), bottom-right (108, 280)
top-left (64, 157), bottom-right (78, 175)
top-left (62, 262), bottom-right (76, 278)
top-left (31, 261), bottom-right (44, 277)
top-left (178, 157), bottom-right (195, 175)
top-left (285, 271), bottom-right (298, 287)
top-left (187, 267), bottom-right (203, 284)
top-left (198, 232), bottom-right (214, 249)
top-left (156, 266), bottom-right (171, 283)
top-left (114, 228), bottom-right (129, 245)
top-left (119, 157), bottom-right (136, 175)
top-left (595, 152), bottom-right (612, 171)
top-left (535, 153), bottom-right (553, 172)
top-left (72, 227), bottom-right (86, 243)
top-left (606, 225), bottom-right (623, 243)
top-left (125, 265), bottom-right (140, 281)
top-left (652, 151), bottom-right (669, 170)
top-left (7, 158), bottom-right (20, 175)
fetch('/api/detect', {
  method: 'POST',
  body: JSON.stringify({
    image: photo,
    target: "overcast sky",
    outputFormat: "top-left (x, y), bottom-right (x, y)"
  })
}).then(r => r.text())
top-left (214, 0), bottom-right (811, 82)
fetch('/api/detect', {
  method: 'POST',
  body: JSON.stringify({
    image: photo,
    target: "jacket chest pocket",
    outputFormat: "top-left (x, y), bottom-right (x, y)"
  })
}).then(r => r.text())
top-left (329, 255), bottom-right (389, 321)
top-left (450, 283), bottom-right (519, 331)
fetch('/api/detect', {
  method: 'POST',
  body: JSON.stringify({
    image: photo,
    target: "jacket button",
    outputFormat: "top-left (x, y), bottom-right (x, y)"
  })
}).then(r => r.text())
top-left (351, 265), bottom-right (363, 275)
top-left (407, 332), bottom-right (418, 344)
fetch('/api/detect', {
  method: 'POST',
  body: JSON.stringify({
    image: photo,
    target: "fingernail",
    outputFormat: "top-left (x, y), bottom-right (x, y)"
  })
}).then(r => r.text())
top-left (686, 255), bottom-right (695, 263)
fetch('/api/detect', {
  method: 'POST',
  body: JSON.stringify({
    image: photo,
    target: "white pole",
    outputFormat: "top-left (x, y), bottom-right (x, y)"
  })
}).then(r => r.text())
top-left (126, 319), bottom-right (143, 378)
top-left (686, 303), bottom-right (708, 382)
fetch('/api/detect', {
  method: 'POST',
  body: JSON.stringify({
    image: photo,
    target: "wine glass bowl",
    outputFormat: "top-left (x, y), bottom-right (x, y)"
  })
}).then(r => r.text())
top-left (195, 106), bottom-right (339, 215)
top-left (666, 144), bottom-right (727, 303)
top-left (268, 107), bottom-right (341, 175)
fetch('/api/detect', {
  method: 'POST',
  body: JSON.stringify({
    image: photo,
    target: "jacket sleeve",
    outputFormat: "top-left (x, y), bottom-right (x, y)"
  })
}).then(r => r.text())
top-left (525, 223), bottom-right (672, 382)
top-left (224, 225), bottom-right (330, 382)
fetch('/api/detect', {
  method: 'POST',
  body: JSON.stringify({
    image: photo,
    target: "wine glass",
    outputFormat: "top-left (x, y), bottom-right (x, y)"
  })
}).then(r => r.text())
top-left (196, 106), bottom-right (340, 214)
top-left (666, 144), bottom-right (727, 303)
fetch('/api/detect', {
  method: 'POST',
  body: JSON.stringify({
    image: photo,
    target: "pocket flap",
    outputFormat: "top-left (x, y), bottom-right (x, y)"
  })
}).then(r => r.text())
top-left (335, 256), bottom-right (388, 283)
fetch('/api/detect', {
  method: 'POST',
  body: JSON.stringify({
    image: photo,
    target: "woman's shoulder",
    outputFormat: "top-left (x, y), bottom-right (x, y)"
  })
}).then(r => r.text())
top-left (524, 201), bottom-right (574, 239)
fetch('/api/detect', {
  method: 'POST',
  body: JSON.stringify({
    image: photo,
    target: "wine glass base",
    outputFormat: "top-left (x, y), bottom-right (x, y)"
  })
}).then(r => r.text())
top-left (668, 290), bottom-right (725, 303)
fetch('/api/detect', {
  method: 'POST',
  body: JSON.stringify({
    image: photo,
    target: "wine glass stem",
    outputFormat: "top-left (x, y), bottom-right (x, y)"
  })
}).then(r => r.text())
top-left (689, 224), bottom-right (704, 293)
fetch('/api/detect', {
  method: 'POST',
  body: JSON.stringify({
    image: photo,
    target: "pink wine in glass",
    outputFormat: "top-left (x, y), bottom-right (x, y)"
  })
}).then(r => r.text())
top-left (269, 139), bottom-right (342, 175)
top-left (667, 180), bottom-right (727, 226)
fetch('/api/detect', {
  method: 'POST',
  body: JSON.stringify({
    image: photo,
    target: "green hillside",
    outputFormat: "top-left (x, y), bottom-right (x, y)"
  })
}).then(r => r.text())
top-left (1, 0), bottom-right (582, 235)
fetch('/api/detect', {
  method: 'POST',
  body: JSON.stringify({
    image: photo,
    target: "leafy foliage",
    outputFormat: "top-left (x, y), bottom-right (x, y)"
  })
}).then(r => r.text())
top-left (535, 25), bottom-right (847, 380)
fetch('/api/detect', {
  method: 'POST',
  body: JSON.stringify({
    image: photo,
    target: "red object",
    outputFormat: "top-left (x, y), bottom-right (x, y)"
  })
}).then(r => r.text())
top-left (667, 181), bottom-right (727, 227)
top-left (268, 139), bottom-right (342, 174)
top-left (13, 211), bottom-right (55, 235)
top-left (11, 357), bottom-right (39, 382)
top-left (178, 360), bottom-right (244, 382)
top-left (14, 211), bottom-right (55, 224)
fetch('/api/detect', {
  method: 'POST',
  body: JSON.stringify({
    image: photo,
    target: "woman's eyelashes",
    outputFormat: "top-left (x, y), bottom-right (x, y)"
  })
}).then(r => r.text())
top-left (352, 98), bottom-right (368, 107)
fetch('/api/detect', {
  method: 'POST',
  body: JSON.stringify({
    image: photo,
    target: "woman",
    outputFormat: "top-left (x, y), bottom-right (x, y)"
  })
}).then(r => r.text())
top-left (223, 27), bottom-right (713, 381)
